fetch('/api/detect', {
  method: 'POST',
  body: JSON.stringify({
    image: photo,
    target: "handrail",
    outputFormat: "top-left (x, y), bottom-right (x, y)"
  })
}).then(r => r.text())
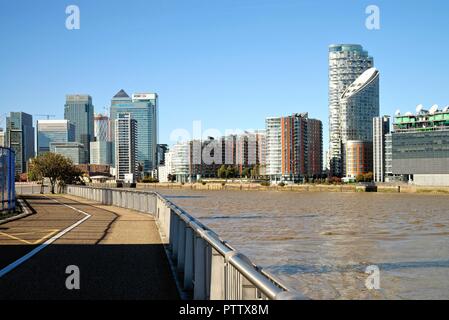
top-left (65, 185), bottom-right (306, 300)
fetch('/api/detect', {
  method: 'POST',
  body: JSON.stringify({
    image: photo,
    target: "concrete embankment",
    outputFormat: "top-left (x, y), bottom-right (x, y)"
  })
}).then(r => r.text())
top-left (135, 182), bottom-right (449, 195)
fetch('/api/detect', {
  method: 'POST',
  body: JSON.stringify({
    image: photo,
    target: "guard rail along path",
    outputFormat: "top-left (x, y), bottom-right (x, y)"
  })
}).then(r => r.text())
top-left (66, 185), bottom-right (305, 300)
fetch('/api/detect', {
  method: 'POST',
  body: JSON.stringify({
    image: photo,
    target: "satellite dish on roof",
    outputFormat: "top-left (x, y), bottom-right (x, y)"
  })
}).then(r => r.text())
top-left (395, 109), bottom-right (401, 116)
top-left (429, 104), bottom-right (439, 114)
top-left (416, 104), bottom-right (424, 114)
top-left (443, 106), bottom-right (449, 112)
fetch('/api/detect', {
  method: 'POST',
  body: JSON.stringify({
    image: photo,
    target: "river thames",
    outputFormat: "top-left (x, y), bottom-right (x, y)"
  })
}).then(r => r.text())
top-left (157, 188), bottom-right (449, 299)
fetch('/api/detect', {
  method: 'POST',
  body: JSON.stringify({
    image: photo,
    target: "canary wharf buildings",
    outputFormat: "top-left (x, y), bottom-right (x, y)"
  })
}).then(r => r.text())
top-left (110, 90), bottom-right (158, 175)
top-left (328, 44), bottom-right (376, 177)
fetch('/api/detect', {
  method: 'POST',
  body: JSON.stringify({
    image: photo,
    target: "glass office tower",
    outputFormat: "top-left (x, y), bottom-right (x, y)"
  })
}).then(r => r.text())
top-left (37, 120), bottom-right (75, 154)
top-left (5, 112), bottom-right (34, 175)
top-left (328, 44), bottom-right (374, 177)
top-left (110, 90), bottom-right (158, 176)
top-left (64, 95), bottom-right (94, 163)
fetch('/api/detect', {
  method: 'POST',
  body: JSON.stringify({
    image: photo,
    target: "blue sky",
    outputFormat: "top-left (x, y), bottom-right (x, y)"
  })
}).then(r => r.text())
top-left (1, 0), bottom-right (449, 150)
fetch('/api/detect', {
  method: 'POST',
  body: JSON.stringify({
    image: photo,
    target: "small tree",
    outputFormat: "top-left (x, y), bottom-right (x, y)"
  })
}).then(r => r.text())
top-left (28, 153), bottom-right (83, 194)
top-left (217, 165), bottom-right (227, 179)
top-left (241, 167), bottom-right (250, 178)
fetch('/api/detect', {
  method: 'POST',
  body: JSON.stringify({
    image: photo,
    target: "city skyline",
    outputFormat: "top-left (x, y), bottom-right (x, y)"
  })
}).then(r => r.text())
top-left (1, 1), bottom-right (449, 152)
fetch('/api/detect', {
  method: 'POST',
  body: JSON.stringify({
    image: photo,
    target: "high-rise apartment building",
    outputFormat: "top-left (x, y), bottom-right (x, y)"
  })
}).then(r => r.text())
top-left (328, 44), bottom-right (374, 177)
top-left (373, 116), bottom-right (390, 182)
top-left (266, 113), bottom-right (322, 182)
top-left (5, 112), bottom-right (34, 175)
top-left (340, 67), bottom-right (380, 176)
top-left (64, 95), bottom-right (94, 163)
top-left (37, 120), bottom-right (75, 155)
top-left (110, 90), bottom-right (158, 175)
top-left (265, 117), bottom-right (282, 179)
top-left (115, 113), bottom-right (137, 182)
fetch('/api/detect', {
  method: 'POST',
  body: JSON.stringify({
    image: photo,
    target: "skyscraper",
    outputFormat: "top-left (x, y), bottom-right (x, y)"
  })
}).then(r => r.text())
top-left (373, 116), bottom-right (390, 182)
top-left (115, 113), bottom-right (137, 182)
top-left (64, 95), bottom-right (94, 163)
top-left (340, 67), bottom-right (380, 176)
top-left (37, 120), bottom-right (75, 155)
top-left (328, 44), bottom-right (374, 177)
top-left (90, 113), bottom-right (112, 165)
top-left (110, 90), bottom-right (158, 175)
top-left (5, 112), bottom-right (34, 175)
top-left (94, 113), bottom-right (111, 141)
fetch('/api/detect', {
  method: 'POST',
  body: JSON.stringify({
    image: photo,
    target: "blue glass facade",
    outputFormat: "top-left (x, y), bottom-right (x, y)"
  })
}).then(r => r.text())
top-left (64, 95), bottom-right (94, 163)
top-left (110, 90), bottom-right (158, 174)
top-left (37, 120), bottom-right (75, 154)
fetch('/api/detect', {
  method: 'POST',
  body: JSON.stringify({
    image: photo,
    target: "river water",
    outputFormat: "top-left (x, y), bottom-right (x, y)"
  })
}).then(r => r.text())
top-left (157, 188), bottom-right (449, 299)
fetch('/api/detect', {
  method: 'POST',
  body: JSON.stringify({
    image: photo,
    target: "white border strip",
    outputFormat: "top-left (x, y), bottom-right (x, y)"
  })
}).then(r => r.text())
top-left (0, 197), bottom-right (91, 278)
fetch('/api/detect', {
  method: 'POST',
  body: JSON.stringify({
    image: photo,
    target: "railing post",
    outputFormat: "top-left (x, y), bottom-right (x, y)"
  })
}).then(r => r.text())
top-left (183, 226), bottom-right (194, 290)
top-left (177, 217), bottom-right (187, 273)
top-left (210, 248), bottom-right (225, 300)
top-left (170, 211), bottom-right (179, 261)
top-left (194, 235), bottom-right (207, 300)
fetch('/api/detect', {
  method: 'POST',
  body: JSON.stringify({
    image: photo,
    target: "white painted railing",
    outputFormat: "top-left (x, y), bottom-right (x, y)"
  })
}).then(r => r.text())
top-left (66, 185), bottom-right (306, 300)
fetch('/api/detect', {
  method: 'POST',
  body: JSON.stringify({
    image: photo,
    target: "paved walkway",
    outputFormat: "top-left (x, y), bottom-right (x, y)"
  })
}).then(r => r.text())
top-left (0, 195), bottom-right (179, 300)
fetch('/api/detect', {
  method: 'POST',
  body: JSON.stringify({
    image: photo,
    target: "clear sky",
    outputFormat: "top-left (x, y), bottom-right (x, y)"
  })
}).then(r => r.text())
top-left (1, 0), bottom-right (449, 151)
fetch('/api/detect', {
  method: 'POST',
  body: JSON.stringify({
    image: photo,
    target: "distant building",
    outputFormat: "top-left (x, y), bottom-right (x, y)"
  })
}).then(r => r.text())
top-left (37, 120), bottom-right (75, 155)
top-left (94, 113), bottom-right (111, 142)
top-left (110, 90), bottom-right (158, 174)
top-left (236, 130), bottom-right (266, 176)
top-left (157, 144), bottom-right (169, 166)
top-left (171, 142), bottom-right (190, 183)
top-left (115, 113), bottom-right (137, 182)
top-left (345, 140), bottom-right (373, 178)
top-left (90, 141), bottom-right (112, 165)
top-left (0, 129), bottom-right (4, 147)
top-left (64, 95), bottom-right (94, 163)
top-left (50, 142), bottom-right (85, 165)
top-left (373, 116), bottom-right (391, 182)
top-left (265, 113), bottom-right (322, 182)
top-left (90, 113), bottom-right (112, 165)
top-left (265, 117), bottom-right (282, 179)
top-left (328, 44), bottom-right (375, 177)
top-left (158, 150), bottom-right (173, 183)
top-left (391, 105), bottom-right (449, 186)
top-left (339, 68), bottom-right (379, 177)
top-left (6, 112), bottom-right (34, 175)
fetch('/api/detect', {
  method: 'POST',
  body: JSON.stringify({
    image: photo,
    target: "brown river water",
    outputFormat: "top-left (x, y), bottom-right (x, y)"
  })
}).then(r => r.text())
top-left (156, 188), bottom-right (449, 299)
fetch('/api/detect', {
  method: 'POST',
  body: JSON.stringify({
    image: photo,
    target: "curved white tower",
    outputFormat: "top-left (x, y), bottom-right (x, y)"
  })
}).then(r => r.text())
top-left (328, 44), bottom-right (374, 177)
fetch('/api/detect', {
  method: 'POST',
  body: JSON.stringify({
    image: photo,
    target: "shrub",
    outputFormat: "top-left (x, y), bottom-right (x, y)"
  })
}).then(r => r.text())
top-left (278, 182), bottom-right (285, 187)
top-left (260, 182), bottom-right (270, 187)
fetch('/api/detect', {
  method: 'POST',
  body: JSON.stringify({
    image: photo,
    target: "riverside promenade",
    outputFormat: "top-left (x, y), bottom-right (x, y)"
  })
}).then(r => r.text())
top-left (2, 186), bottom-right (301, 300)
top-left (0, 194), bottom-right (179, 300)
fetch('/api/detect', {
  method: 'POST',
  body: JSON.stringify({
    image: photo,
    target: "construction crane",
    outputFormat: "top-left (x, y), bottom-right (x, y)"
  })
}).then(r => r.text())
top-left (35, 114), bottom-right (56, 120)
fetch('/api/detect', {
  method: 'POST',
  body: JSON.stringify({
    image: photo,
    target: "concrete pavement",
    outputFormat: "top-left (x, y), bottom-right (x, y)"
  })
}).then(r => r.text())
top-left (0, 195), bottom-right (179, 300)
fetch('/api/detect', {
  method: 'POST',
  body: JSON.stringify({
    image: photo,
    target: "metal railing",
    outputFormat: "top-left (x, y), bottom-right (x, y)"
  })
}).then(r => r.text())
top-left (66, 185), bottom-right (305, 300)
